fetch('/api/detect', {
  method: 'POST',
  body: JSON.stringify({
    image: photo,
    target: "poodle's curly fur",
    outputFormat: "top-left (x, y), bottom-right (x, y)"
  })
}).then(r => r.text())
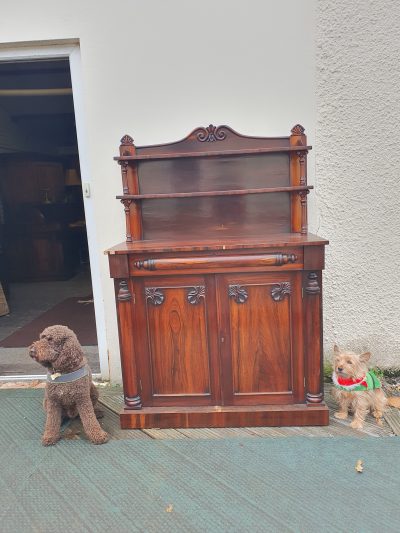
top-left (29, 325), bottom-right (109, 446)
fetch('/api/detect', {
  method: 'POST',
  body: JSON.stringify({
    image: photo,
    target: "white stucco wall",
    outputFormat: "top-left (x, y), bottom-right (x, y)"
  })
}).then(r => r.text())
top-left (1, 1), bottom-right (317, 381)
top-left (316, 0), bottom-right (400, 366)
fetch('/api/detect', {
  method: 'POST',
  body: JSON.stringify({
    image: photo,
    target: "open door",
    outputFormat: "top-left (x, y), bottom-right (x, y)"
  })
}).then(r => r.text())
top-left (0, 58), bottom-right (99, 378)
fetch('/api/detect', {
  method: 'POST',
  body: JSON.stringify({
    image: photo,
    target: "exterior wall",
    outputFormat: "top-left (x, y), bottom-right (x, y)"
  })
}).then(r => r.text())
top-left (0, 1), bottom-right (317, 381)
top-left (2, 1), bottom-right (399, 376)
top-left (316, 0), bottom-right (400, 366)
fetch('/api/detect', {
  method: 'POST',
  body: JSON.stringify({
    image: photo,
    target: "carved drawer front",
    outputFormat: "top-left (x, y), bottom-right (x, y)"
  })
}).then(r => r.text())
top-left (219, 272), bottom-right (302, 406)
top-left (130, 249), bottom-right (302, 275)
top-left (142, 277), bottom-right (212, 404)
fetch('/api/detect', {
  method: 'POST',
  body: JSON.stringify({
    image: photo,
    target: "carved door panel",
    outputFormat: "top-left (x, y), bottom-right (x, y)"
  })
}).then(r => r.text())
top-left (217, 272), bottom-right (304, 406)
top-left (136, 276), bottom-right (220, 407)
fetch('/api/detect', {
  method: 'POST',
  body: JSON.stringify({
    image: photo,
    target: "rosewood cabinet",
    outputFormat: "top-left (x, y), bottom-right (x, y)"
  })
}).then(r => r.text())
top-left (107, 124), bottom-right (329, 428)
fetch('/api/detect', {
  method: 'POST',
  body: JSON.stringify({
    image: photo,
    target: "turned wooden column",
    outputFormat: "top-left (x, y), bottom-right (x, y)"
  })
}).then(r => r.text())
top-left (115, 279), bottom-right (142, 409)
top-left (303, 271), bottom-right (323, 405)
top-left (290, 124), bottom-right (309, 233)
top-left (119, 135), bottom-right (143, 241)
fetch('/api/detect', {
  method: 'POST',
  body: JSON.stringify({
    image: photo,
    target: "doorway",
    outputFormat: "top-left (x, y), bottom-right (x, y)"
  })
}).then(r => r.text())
top-left (0, 56), bottom-right (99, 378)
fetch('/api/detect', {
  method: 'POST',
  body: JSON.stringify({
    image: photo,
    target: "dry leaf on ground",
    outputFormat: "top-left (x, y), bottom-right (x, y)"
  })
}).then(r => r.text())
top-left (355, 459), bottom-right (364, 473)
top-left (387, 397), bottom-right (400, 409)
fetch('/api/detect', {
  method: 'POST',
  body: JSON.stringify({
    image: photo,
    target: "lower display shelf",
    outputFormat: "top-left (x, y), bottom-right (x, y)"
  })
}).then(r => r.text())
top-left (120, 403), bottom-right (330, 429)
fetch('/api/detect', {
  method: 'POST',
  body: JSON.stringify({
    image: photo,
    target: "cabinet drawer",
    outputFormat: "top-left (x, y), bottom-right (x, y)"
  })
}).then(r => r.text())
top-left (129, 248), bottom-right (303, 275)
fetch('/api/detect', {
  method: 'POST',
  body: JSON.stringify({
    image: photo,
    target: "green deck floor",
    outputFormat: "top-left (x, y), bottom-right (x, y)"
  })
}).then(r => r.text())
top-left (1, 389), bottom-right (399, 533)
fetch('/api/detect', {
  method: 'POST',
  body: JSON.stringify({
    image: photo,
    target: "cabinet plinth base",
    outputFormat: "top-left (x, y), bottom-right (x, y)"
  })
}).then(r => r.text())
top-left (120, 403), bottom-right (329, 429)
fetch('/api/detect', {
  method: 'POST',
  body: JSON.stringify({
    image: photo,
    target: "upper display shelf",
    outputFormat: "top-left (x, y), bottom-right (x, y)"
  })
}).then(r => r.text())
top-left (115, 124), bottom-right (312, 242)
top-left (114, 145), bottom-right (312, 162)
top-left (117, 185), bottom-right (313, 201)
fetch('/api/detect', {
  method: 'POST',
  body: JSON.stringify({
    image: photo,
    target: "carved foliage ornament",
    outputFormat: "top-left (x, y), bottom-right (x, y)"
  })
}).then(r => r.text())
top-left (120, 134), bottom-right (134, 145)
top-left (120, 198), bottom-right (133, 211)
top-left (271, 282), bottom-right (291, 302)
top-left (145, 287), bottom-right (165, 306)
top-left (196, 124), bottom-right (227, 142)
top-left (119, 160), bottom-right (129, 170)
top-left (298, 190), bottom-right (309, 203)
top-left (229, 285), bottom-right (248, 304)
top-left (291, 124), bottom-right (305, 135)
top-left (187, 286), bottom-right (205, 305)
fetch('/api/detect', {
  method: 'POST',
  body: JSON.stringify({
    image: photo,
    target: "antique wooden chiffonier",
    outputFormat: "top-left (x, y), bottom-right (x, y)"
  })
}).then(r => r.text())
top-left (106, 124), bottom-right (329, 429)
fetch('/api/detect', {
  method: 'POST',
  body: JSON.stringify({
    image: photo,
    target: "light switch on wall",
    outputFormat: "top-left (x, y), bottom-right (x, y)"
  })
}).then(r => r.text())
top-left (83, 183), bottom-right (91, 198)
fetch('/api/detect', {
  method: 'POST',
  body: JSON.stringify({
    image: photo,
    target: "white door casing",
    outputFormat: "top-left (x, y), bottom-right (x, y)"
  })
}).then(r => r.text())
top-left (0, 40), bottom-right (109, 379)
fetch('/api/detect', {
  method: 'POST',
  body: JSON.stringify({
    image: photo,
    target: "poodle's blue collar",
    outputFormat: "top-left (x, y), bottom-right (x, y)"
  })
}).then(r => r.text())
top-left (47, 365), bottom-right (89, 383)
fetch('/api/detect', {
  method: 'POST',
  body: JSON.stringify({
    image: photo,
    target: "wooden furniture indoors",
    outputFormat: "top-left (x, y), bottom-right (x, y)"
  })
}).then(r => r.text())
top-left (107, 124), bottom-right (329, 429)
top-left (1, 160), bottom-right (83, 281)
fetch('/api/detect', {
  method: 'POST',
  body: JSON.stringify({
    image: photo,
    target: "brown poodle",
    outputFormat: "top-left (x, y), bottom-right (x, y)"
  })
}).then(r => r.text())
top-left (29, 325), bottom-right (109, 446)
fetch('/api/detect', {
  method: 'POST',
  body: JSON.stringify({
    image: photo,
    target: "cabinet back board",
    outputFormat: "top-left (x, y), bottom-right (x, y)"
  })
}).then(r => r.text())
top-left (141, 193), bottom-right (291, 240)
top-left (136, 133), bottom-right (292, 240)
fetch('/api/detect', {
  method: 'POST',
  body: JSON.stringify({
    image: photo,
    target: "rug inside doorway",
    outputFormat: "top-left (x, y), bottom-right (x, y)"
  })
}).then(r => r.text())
top-left (0, 296), bottom-right (97, 347)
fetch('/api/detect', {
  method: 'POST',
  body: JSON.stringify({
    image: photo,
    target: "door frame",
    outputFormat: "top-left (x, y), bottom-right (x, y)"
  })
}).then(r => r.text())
top-left (0, 40), bottom-right (109, 379)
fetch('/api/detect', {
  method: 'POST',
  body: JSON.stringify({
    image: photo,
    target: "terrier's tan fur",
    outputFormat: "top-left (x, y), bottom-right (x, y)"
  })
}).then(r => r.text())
top-left (332, 345), bottom-right (387, 429)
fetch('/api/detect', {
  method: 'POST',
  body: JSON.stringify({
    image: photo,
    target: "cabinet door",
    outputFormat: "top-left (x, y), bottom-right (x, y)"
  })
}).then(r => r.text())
top-left (136, 276), bottom-right (220, 406)
top-left (217, 272), bottom-right (304, 405)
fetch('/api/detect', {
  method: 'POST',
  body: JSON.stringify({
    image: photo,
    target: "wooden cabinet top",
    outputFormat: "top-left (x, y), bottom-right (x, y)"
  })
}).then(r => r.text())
top-left (106, 233), bottom-right (328, 255)
top-left (111, 124), bottom-right (325, 246)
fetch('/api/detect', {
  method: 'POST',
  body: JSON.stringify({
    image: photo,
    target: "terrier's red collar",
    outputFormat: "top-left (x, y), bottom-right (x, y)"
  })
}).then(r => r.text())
top-left (336, 375), bottom-right (366, 387)
top-left (333, 370), bottom-right (382, 391)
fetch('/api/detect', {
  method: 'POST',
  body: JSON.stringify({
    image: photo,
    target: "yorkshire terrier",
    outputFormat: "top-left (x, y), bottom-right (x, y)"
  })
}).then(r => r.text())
top-left (332, 345), bottom-right (387, 429)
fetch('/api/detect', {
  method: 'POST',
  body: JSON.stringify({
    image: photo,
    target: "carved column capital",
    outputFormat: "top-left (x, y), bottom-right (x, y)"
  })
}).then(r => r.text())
top-left (120, 198), bottom-right (133, 211)
top-left (305, 272), bottom-right (321, 295)
top-left (298, 189), bottom-right (309, 202)
top-left (296, 151), bottom-right (307, 160)
top-left (117, 280), bottom-right (131, 302)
